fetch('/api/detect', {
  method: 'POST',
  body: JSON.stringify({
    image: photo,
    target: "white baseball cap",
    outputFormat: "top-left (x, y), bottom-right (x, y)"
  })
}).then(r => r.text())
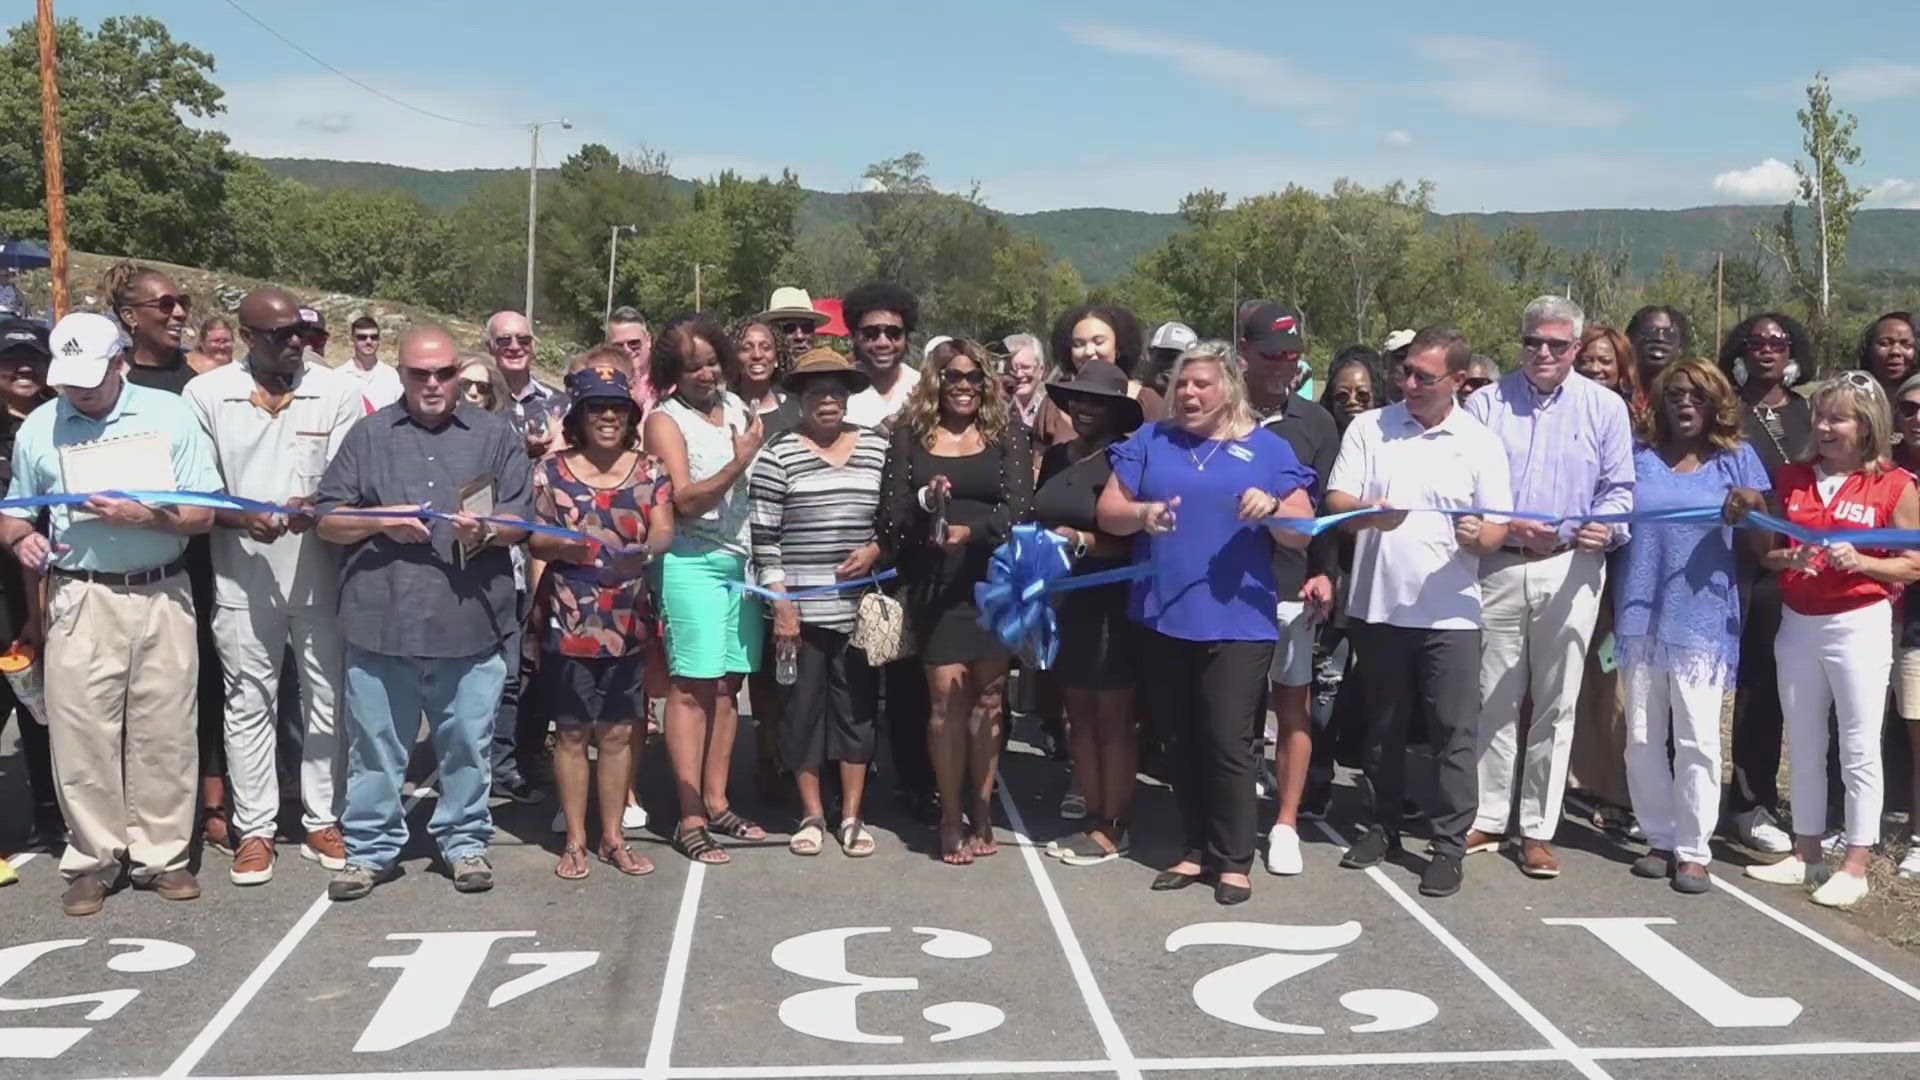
top-left (1383, 328), bottom-right (1416, 353)
top-left (924, 335), bottom-right (954, 357)
top-left (1150, 321), bottom-right (1198, 352)
top-left (48, 312), bottom-right (128, 389)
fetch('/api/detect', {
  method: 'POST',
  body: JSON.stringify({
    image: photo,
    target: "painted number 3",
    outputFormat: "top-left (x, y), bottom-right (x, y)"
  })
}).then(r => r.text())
top-left (1166, 922), bottom-right (1438, 1036)
top-left (773, 927), bottom-right (1004, 1045)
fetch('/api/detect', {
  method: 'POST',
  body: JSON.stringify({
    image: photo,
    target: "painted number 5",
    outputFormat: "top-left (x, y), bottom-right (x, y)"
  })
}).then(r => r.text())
top-left (1166, 922), bottom-right (1437, 1036)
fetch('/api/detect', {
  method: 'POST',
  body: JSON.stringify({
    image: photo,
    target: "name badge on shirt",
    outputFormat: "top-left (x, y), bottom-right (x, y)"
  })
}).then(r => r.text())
top-left (1227, 444), bottom-right (1255, 462)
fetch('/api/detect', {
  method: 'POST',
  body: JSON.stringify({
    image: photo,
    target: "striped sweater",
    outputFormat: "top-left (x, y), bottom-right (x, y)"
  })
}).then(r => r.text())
top-left (748, 427), bottom-right (890, 631)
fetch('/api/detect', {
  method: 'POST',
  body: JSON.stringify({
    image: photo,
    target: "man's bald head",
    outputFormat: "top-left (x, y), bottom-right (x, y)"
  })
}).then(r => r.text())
top-left (399, 323), bottom-right (457, 362)
top-left (397, 324), bottom-right (461, 423)
top-left (236, 287), bottom-right (308, 376)
top-left (237, 287), bottom-right (300, 329)
top-left (486, 310), bottom-right (534, 380)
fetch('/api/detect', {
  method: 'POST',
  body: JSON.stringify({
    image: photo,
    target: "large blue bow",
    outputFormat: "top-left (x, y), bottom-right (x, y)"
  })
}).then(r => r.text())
top-left (974, 525), bottom-right (1151, 666)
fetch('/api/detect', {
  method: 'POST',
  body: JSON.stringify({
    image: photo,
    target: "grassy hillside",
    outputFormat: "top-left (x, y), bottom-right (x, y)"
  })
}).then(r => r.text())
top-left (256, 157), bottom-right (1920, 285)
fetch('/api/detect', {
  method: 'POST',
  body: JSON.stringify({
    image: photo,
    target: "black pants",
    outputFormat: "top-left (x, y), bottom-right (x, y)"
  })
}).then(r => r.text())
top-left (188, 538), bottom-right (225, 778)
top-left (783, 626), bottom-right (880, 770)
top-left (0, 685), bottom-right (56, 823)
top-left (1148, 631), bottom-right (1273, 875)
top-left (1728, 573), bottom-right (1786, 816)
top-left (882, 655), bottom-right (933, 798)
top-left (1350, 621), bottom-right (1480, 858)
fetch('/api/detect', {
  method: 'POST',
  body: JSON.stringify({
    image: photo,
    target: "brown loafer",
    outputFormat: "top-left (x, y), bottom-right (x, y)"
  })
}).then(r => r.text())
top-left (147, 868), bottom-right (202, 901)
top-left (1463, 829), bottom-right (1506, 855)
top-left (1519, 839), bottom-right (1560, 879)
top-left (62, 876), bottom-right (109, 917)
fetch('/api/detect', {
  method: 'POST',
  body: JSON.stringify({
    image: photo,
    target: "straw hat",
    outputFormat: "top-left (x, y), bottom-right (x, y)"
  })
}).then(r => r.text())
top-left (756, 286), bottom-right (829, 327)
top-left (782, 347), bottom-right (872, 393)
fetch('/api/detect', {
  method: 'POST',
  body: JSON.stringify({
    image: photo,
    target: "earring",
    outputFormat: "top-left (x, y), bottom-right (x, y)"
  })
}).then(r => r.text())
top-left (1782, 360), bottom-right (1801, 385)
top-left (1732, 358), bottom-right (1749, 387)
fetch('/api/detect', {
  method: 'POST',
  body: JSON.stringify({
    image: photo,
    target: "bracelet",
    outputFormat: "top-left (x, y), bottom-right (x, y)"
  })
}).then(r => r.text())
top-left (1136, 503), bottom-right (1149, 526)
top-left (1071, 531), bottom-right (1090, 559)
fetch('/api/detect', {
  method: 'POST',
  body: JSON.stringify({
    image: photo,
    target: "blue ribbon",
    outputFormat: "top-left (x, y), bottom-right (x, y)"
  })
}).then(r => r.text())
top-left (1266, 502), bottom-right (1920, 548)
top-left (974, 525), bottom-right (1153, 667)
top-left (729, 569), bottom-right (899, 602)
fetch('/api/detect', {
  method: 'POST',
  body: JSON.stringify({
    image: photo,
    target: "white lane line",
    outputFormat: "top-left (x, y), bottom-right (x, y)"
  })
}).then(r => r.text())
top-left (672, 1062), bottom-right (1117, 1078)
top-left (643, 860), bottom-right (707, 1080)
top-left (1587, 1040), bottom-right (1920, 1059)
top-left (1309, 821), bottom-right (1611, 1080)
top-left (1708, 871), bottom-right (1920, 1004)
top-left (9, 850), bottom-right (36, 867)
top-left (996, 768), bottom-right (1140, 1080)
top-left (1134, 1048), bottom-right (1565, 1070)
top-left (159, 772), bottom-right (441, 1080)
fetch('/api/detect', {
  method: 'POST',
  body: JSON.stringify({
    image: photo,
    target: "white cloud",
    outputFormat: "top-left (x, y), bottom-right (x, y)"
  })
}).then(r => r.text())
top-left (1867, 178), bottom-right (1920, 209)
top-left (1064, 20), bottom-right (1336, 109)
top-left (1384, 129), bottom-right (1413, 147)
top-left (1711, 158), bottom-right (1800, 203)
top-left (1409, 34), bottom-right (1626, 126)
top-left (1822, 59), bottom-right (1920, 101)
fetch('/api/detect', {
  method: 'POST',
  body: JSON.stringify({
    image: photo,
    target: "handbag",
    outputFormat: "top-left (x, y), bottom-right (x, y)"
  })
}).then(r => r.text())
top-left (851, 587), bottom-right (913, 664)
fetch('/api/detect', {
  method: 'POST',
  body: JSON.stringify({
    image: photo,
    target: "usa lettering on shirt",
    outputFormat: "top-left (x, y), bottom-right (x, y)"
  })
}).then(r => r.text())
top-left (1789, 489), bottom-right (1880, 527)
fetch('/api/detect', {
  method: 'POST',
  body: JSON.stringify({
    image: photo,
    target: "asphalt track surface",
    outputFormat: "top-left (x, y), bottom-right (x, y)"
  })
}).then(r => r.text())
top-left (4, 716), bottom-right (1920, 1080)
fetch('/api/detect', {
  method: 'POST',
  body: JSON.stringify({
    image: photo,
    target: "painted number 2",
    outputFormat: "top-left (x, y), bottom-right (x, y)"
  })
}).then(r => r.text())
top-left (773, 926), bottom-right (1004, 1045)
top-left (1166, 922), bottom-right (1438, 1036)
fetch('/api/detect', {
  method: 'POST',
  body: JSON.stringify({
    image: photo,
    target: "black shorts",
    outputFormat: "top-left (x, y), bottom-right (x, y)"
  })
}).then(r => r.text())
top-left (539, 652), bottom-right (645, 727)
top-left (780, 625), bottom-right (880, 769)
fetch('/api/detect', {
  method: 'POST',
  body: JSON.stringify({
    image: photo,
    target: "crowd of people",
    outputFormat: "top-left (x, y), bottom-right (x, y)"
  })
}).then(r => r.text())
top-left (0, 259), bottom-right (1916, 916)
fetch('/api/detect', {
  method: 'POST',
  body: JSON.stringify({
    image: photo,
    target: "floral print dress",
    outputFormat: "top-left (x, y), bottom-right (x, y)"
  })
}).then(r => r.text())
top-left (533, 452), bottom-right (673, 658)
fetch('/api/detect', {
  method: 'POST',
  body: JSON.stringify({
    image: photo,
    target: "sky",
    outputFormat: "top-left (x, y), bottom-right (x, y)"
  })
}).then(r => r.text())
top-left (54, 0), bottom-right (1920, 214)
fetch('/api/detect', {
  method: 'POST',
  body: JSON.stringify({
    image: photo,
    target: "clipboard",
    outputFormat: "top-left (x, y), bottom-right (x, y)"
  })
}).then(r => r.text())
top-left (454, 476), bottom-right (495, 567)
top-left (58, 432), bottom-right (175, 522)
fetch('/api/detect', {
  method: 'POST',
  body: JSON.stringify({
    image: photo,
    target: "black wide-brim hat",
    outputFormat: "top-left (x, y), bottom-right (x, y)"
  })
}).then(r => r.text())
top-left (1044, 359), bottom-right (1143, 432)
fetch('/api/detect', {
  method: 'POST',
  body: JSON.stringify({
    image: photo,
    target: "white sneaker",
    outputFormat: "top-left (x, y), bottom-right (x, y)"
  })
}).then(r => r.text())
top-left (622, 803), bottom-right (648, 831)
top-left (1744, 856), bottom-right (1830, 887)
top-left (1738, 814), bottom-right (1793, 855)
top-left (1810, 870), bottom-right (1870, 908)
top-left (1266, 824), bottom-right (1304, 876)
top-left (1820, 831), bottom-right (1847, 855)
top-left (1899, 845), bottom-right (1920, 882)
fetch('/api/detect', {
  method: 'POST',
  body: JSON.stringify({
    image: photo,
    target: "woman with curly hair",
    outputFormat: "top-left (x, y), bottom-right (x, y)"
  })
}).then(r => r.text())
top-left (876, 338), bottom-right (1034, 864)
top-left (1576, 325), bottom-right (1640, 410)
top-left (1717, 311), bottom-right (1817, 854)
top-left (643, 317), bottom-right (769, 864)
top-left (1613, 359), bottom-right (1772, 893)
top-left (1034, 303), bottom-right (1163, 446)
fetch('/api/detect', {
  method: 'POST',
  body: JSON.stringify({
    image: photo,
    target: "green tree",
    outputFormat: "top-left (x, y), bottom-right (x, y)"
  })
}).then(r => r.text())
top-left (0, 16), bottom-right (237, 265)
top-left (1492, 225), bottom-right (1563, 292)
top-left (1323, 179), bottom-right (1433, 346)
top-left (1566, 235), bottom-right (1633, 326)
top-left (1756, 74), bottom-right (1867, 327)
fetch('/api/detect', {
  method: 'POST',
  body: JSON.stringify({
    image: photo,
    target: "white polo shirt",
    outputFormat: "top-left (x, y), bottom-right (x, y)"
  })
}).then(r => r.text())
top-left (1327, 401), bottom-right (1513, 631)
top-left (339, 358), bottom-right (402, 410)
top-left (184, 360), bottom-right (367, 608)
top-left (846, 364), bottom-right (921, 429)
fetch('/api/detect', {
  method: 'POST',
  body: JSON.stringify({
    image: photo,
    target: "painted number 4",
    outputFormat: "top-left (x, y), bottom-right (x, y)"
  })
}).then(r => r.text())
top-left (356, 932), bottom-right (599, 1053)
top-left (1166, 922), bottom-right (1437, 1036)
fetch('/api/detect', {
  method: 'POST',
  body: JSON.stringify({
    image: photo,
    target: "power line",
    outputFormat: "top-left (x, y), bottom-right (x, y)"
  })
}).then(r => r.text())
top-left (220, 0), bottom-right (513, 129)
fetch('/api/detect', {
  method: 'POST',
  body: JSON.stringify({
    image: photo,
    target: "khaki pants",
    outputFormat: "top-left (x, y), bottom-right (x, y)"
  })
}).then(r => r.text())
top-left (1475, 548), bottom-right (1605, 841)
top-left (45, 573), bottom-right (199, 883)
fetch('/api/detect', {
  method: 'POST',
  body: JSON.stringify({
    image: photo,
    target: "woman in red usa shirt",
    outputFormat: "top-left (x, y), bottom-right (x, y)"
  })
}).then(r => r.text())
top-left (1729, 372), bottom-right (1920, 908)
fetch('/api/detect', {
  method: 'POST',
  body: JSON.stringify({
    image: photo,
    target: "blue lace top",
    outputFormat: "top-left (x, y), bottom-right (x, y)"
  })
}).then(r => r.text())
top-left (1613, 442), bottom-right (1771, 686)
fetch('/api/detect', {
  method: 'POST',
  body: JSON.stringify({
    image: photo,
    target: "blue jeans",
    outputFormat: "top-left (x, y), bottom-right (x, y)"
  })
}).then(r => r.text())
top-left (343, 645), bottom-right (506, 870)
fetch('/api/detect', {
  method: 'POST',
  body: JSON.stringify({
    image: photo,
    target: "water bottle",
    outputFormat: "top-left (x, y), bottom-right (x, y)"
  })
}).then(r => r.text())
top-left (774, 637), bottom-right (798, 686)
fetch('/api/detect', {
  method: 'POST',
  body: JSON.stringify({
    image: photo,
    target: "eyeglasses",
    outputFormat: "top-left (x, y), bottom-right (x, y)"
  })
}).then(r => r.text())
top-left (857, 324), bottom-right (906, 343)
top-left (491, 334), bottom-right (534, 351)
top-left (1664, 387), bottom-right (1709, 405)
top-left (128, 293), bottom-right (192, 316)
top-left (1898, 400), bottom-right (1920, 419)
top-left (1520, 335), bottom-right (1576, 357)
top-left (940, 367), bottom-right (987, 387)
top-left (403, 364), bottom-right (460, 384)
top-left (1745, 334), bottom-right (1792, 354)
top-left (243, 322), bottom-right (307, 346)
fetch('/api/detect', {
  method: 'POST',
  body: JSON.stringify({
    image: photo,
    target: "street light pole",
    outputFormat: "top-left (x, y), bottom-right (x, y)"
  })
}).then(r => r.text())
top-left (523, 117), bottom-right (571, 327)
top-left (604, 223), bottom-right (636, 324)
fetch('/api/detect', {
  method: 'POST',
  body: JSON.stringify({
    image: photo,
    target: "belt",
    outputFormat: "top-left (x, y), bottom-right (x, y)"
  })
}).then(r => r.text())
top-left (1501, 543), bottom-right (1573, 560)
top-left (49, 555), bottom-right (188, 587)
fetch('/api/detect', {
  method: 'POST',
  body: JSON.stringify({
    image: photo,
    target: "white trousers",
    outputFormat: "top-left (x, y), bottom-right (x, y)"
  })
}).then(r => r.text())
top-left (1774, 601), bottom-right (1890, 847)
top-left (214, 602), bottom-right (344, 839)
top-left (1621, 662), bottom-right (1725, 865)
top-left (1475, 548), bottom-right (1606, 840)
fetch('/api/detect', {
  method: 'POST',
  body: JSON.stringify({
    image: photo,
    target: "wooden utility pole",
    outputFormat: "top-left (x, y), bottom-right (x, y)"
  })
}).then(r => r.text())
top-left (1715, 252), bottom-right (1725, 351)
top-left (36, 0), bottom-right (70, 318)
top-left (693, 262), bottom-right (703, 312)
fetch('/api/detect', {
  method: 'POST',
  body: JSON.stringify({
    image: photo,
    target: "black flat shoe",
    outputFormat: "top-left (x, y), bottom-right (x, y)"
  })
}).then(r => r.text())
top-left (1214, 880), bottom-right (1251, 906)
top-left (1150, 869), bottom-right (1204, 891)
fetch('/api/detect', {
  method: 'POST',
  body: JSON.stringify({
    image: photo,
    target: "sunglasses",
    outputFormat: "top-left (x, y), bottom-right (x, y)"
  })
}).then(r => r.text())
top-left (244, 322), bottom-right (307, 346)
top-left (614, 338), bottom-right (647, 350)
top-left (1405, 367), bottom-right (1444, 388)
top-left (459, 378), bottom-right (493, 396)
top-left (353, 332), bottom-right (380, 342)
top-left (1899, 400), bottom-right (1920, 419)
top-left (1745, 334), bottom-right (1792, 354)
top-left (1462, 377), bottom-right (1493, 392)
top-left (404, 364), bottom-right (460, 384)
top-left (1838, 370), bottom-right (1879, 393)
top-left (857, 324), bottom-right (906, 342)
top-left (1520, 335), bottom-right (1576, 357)
top-left (1331, 388), bottom-right (1373, 404)
top-left (1664, 387), bottom-right (1709, 405)
top-left (491, 334), bottom-right (534, 350)
top-left (776, 321), bottom-right (815, 335)
top-left (940, 367), bottom-right (988, 387)
top-left (1636, 326), bottom-right (1680, 344)
top-left (128, 293), bottom-right (192, 316)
